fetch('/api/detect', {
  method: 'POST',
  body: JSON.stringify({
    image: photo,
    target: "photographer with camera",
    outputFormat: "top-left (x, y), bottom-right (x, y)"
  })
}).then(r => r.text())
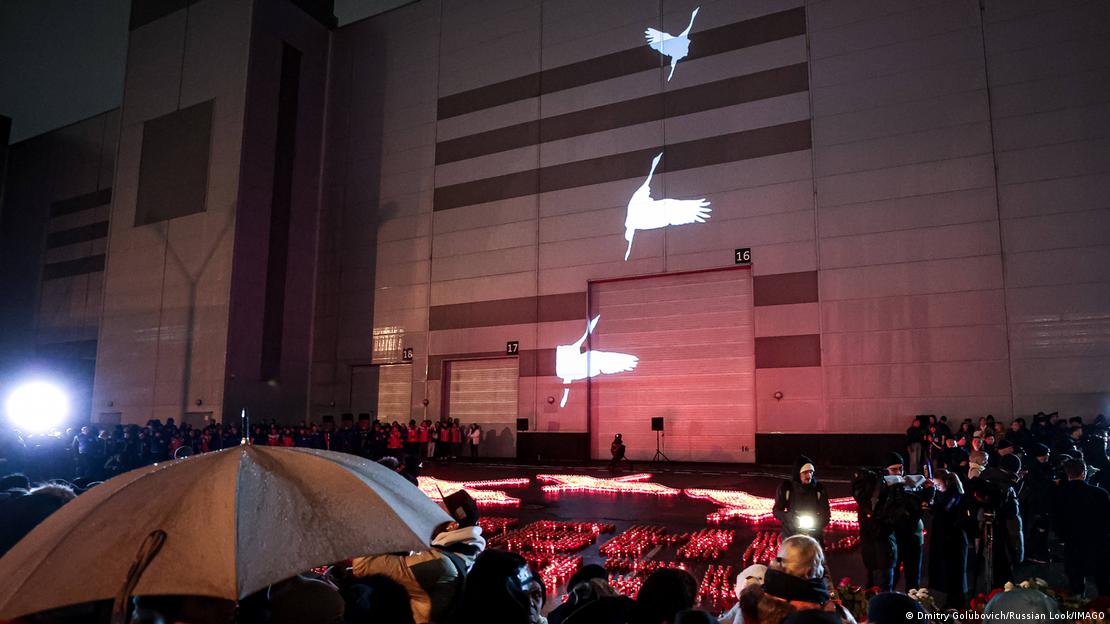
top-left (968, 453), bottom-right (1024, 592)
top-left (773, 456), bottom-right (831, 544)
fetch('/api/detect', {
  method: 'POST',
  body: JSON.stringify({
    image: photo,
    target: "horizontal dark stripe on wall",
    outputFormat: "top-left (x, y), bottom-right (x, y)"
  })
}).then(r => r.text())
top-left (437, 7), bottom-right (806, 120)
top-left (429, 292), bottom-right (586, 331)
top-left (42, 254), bottom-right (106, 280)
top-left (757, 434), bottom-right (903, 466)
top-left (46, 221), bottom-right (109, 248)
top-left (429, 349), bottom-right (556, 381)
top-left (434, 119), bottom-right (811, 212)
top-left (755, 334), bottom-right (821, 368)
top-left (50, 188), bottom-right (112, 217)
top-left (436, 63), bottom-right (809, 165)
top-left (753, 271), bottom-right (818, 306)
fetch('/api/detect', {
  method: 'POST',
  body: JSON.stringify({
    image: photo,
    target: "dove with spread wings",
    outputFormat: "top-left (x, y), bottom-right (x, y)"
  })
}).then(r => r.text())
top-left (624, 152), bottom-right (711, 261)
top-left (556, 315), bottom-right (639, 408)
top-left (645, 7), bottom-right (700, 81)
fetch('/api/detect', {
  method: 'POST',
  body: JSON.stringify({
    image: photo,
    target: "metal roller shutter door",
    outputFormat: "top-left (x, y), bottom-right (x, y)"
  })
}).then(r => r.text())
top-left (588, 268), bottom-right (756, 462)
top-left (445, 358), bottom-right (520, 458)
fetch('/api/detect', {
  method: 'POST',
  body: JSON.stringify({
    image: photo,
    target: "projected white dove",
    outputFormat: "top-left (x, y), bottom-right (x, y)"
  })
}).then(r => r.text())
top-left (623, 152), bottom-right (711, 261)
top-left (645, 7), bottom-right (700, 81)
top-left (556, 315), bottom-right (639, 408)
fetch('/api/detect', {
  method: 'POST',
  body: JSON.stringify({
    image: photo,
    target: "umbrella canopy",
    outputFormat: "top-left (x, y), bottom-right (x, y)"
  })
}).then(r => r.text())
top-left (0, 445), bottom-right (451, 619)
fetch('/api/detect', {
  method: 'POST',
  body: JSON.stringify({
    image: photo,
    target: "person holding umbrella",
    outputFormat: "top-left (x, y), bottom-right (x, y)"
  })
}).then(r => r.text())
top-left (352, 489), bottom-right (486, 624)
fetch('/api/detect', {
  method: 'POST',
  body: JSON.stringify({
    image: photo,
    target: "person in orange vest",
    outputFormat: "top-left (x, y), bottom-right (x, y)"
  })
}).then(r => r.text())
top-left (417, 420), bottom-right (430, 458)
top-left (405, 419), bottom-right (420, 456)
top-left (387, 424), bottom-right (404, 458)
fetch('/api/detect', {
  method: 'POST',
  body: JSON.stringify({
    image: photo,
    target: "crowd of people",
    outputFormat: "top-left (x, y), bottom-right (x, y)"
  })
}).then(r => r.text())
top-left (0, 416), bottom-right (486, 482)
top-left (842, 413), bottom-right (1110, 608)
top-left (3, 410), bottom-right (1108, 622)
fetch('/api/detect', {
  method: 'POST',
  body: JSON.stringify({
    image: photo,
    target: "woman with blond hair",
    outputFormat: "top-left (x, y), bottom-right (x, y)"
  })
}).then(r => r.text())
top-left (740, 535), bottom-right (856, 624)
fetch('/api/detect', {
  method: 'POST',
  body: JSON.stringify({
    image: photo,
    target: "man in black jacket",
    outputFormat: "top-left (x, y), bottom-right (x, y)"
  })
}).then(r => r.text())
top-left (879, 453), bottom-right (929, 591)
top-left (1053, 459), bottom-right (1110, 596)
top-left (773, 455), bottom-right (831, 544)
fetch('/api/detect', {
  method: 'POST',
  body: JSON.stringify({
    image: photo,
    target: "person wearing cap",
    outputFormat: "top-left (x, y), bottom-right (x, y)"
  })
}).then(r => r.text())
top-left (718, 564), bottom-right (767, 624)
top-left (1052, 458), bottom-right (1110, 596)
top-left (878, 452), bottom-right (927, 591)
top-left (547, 563), bottom-right (633, 624)
top-left (927, 469), bottom-right (969, 608)
top-left (867, 592), bottom-right (924, 624)
top-left (352, 490), bottom-right (486, 623)
top-left (1019, 443), bottom-right (1054, 563)
top-left (968, 453), bottom-right (1024, 589)
top-left (773, 456), bottom-right (831, 543)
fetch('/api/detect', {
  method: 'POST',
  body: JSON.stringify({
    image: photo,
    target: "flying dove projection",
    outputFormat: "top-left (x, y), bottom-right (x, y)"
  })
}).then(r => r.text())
top-left (645, 7), bottom-right (700, 81)
top-left (623, 152), bottom-right (711, 261)
top-left (555, 315), bottom-right (639, 408)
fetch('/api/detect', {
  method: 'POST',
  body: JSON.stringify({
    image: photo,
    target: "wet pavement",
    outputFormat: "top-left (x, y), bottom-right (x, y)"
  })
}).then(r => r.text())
top-left (422, 459), bottom-right (1076, 608)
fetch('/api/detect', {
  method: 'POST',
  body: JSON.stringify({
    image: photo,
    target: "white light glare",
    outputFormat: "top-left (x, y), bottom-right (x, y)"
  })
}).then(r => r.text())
top-left (5, 381), bottom-right (69, 433)
top-left (796, 514), bottom-right (816, 530)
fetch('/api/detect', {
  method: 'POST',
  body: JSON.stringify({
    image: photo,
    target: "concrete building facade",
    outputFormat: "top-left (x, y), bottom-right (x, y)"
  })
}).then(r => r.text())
top-left (2, 0), bottom-right (1107, 463)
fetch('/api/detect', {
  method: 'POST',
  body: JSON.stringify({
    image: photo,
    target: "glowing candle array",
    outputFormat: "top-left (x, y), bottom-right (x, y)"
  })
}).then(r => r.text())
top-left (675, 528), bottom-right (736, 560)
top-left (741, 531), bottom-right (862, 567)
top-left (534, 555), bottom-right (582, 592)
top-left (604, 558), bottom-right (687, 575)
top-left (697, 564), bottom-right (737, 611)
top-left (608, 574), bottom-right (644, 598)
top-left (417, 476), bottom-right (530, 507)
top-left (489, 520), bottom-right (616, 555)
top-left (477, 516), bottom-right (519, 537)
top-left (598, 525), bottom-right (668, 558)
top-left (741, 531), bottom-right (782, 567)
top-left (537, 473), bottom-right (680, 496)
top-left (684, 488), bottom-right (859, 530)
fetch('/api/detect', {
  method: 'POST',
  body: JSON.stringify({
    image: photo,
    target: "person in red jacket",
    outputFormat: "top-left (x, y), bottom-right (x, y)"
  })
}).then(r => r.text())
top-left (387, 425), bottom-right (404, 458)
top-left (417, 420), bottom-right (430, 457)
top-left (438, 420), bottom-right (451, 459)
top-left (405, 419), bottom-right (420, 456)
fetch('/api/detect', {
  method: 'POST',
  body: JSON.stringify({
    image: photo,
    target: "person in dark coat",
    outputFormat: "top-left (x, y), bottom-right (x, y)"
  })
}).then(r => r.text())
top-left (851, 466), bottom-right (896, 591)
top-left (774, 456), bottom-right (832, 544)
top-left (1019, 443), bottom-right (1054, 563)
top-left (927, 469), bottom-right (969, 608)
top-left (548, 564), bottom-right (633, 624)
top-left (1052, 459), bottom-right (1110, 596)
top-left (968, 454), bottom-right (1024, 591)
top-left (879, 453), bottom-right (929, 591)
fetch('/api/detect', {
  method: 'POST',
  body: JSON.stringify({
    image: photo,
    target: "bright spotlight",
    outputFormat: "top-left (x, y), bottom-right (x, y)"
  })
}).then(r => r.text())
top-left (5, 381), bottom-right (69, 433)
top-left (796, 514), bottom-right (816, 530)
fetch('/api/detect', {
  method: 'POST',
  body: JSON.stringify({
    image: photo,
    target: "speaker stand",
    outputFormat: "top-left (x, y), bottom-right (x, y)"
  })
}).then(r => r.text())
top-left (651, 430), bottom-right (670, 463)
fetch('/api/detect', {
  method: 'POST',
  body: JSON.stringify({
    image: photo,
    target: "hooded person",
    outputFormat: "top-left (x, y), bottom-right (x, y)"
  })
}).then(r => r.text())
top-left (773, 455), bottom-right (831, 543)
top-left (351, 490), bottom-right (486, 624)
top-left (718, 564), bottom-right (767, 624)
top-left (547, 563), bottom-right (633, 624)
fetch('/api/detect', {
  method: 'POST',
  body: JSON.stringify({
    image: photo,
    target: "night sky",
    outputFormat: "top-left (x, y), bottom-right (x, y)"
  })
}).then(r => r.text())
top-left (0, 0), bottom-right (410, 145)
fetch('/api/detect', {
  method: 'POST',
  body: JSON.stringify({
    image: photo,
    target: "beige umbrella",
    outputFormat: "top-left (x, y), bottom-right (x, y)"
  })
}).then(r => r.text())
top-left (0, 445), bottom-right (451, 620)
